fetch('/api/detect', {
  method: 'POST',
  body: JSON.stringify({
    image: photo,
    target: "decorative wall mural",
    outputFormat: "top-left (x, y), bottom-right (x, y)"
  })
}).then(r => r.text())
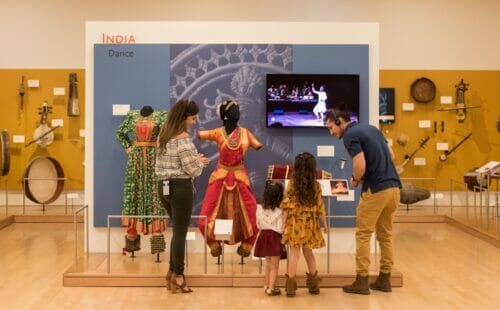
top-left (170, 44), bottom-right (294, 214)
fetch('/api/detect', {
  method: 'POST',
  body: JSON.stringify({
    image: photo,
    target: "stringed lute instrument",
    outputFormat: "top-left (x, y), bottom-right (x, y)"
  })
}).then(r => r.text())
top-left (31, 102), bottom-right (56, 148)
top-left (396, 136), bottom-right (430, 174)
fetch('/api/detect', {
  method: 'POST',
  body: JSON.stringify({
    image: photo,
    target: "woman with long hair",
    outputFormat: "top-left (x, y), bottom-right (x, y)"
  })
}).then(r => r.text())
top-left (156, 99), bottom-right (209, 293)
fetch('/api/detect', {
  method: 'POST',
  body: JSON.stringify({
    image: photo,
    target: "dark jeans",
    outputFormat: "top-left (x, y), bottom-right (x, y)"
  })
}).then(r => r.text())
top-left (158, 179), bottom-right (193, 275)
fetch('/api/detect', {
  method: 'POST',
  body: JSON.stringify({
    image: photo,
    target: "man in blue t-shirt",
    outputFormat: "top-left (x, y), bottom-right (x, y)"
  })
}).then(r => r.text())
top-left (326, 109), bottom-right (401, 295)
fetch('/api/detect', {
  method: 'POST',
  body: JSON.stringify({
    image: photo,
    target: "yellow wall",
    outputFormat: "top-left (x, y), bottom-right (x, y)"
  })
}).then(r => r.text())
top-left (2, 69), bottom-right (498, 191)
top-left (0, 69), bottom-right (85, 190)
top-left (380, 70), bottom-right (500, 189)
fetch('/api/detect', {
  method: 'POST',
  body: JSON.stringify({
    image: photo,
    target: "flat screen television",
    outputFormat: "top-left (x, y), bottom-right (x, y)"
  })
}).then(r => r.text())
top-left (266, 73), bottom-right (359, 128)
top-left (379, 88), bottom-right (395, 124)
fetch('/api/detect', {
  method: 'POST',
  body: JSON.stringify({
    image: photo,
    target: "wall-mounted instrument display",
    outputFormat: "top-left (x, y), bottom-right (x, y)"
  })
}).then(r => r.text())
top-left (1, 131), bottom-right (10, 176)
top-left (67, 73), bottom-right (80, 117)
top-left (27, 101), bottom-right (59, 148)
top-left (437, 79), bottom-right (481, 122)
top-left (439, 132), bottom-right (472, 161)
top-left (396, 136), bottom-right (430, 174)
top-left (410, 77), bottom-right (436, 103)
top-left (23, 156), bottom-right (64, 204)
top-left (19, 76), bottom-right (25, 111)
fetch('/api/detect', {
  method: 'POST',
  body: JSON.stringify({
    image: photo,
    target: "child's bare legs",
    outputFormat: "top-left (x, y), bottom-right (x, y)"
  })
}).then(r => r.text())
top-left (303, 247), bottom-right (317, 275)
top-left (287, 246), bottom-right (301, 276)
top-left (264, 257), bottom-right (270, 290)
top-left (268, 256), bottom-right (280, 290)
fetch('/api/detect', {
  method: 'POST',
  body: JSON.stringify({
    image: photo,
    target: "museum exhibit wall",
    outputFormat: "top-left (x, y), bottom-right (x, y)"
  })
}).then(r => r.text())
top-left (0, 1), bottom-right (498, 252)
top-left (0, 69), bottom-right (85, 190)
top-left (92, 43), bottom-right (368, 228)
top-left (380, 70), bottom-right (500, 189)
top-left (84, 21), bottom-right (379, 251)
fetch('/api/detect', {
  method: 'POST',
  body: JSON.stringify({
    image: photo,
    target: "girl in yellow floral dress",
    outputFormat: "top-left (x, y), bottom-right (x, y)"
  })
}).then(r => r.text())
top-left (281, 152), bottom-right (328, 297)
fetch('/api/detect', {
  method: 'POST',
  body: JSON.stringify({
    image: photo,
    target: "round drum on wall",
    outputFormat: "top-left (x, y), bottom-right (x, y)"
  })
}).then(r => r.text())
top-left (23, 156), bottom-right (65, 204)
top-left (410, 77), bottom-right (436, 103)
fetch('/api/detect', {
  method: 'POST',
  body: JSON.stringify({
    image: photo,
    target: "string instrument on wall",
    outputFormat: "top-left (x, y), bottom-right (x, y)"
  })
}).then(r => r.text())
top-left (439, 132), bottom-right (472, 161)
top-left (396, 136), bottom-right (430, 174)
top-left (0, 131), bottom-right (10, 176)
top-left (437, 79), bottom-right (480, 122)
top-left (67, 73), bottom-right (80, 116)
top-left (27, 102), bottom-right (59, 148)
top-left (19, 76), bottom-right (26, 111)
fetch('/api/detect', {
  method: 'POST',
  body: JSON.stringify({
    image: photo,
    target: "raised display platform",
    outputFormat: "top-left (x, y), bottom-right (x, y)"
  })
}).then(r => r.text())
top-left (63, 252), bottom-right (402, 287)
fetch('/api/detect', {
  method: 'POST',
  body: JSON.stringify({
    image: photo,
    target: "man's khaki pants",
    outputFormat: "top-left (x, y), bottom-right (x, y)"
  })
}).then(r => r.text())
top-left (355, 187), bottom-right (400, 276)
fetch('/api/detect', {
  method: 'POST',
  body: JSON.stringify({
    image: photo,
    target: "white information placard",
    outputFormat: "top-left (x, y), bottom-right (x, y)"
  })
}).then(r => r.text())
top-left (66, 193), bottom-right (79, 199)
top-left (319, 180), bottom-right (332, 196)
top-left (440, 96), bottom-right (453, 104)
top-left (53, 87), bottom-right (65, 96)
top-left (13, 135), bottom-right (25, 143)
top-left (27, 79), bottom-right (39, 88)
top-left (317, 145), bottom-right (335, 157)
top-left (418, 120), bottom-right (431, 128)
top-left (336, 189), bottom-right (355, 201)
top-left (402, 103), bottom-right (415, 111)
top-left (51, 119), bottom-right (64, 127)
top-left (436, 143), bottom-right (449, 151)
top-left (186, 231), bottom-right (196, 241)
top-left (414, 157), bottom-right (426, 166)
top-left (112, 104), bottom-right (130, 116)
top-left (79, 129), bottom-right (86, 137)
top-left (214, 219), bottom-right (233, 241)
top-left (431, 193), bottom-right (444, 199)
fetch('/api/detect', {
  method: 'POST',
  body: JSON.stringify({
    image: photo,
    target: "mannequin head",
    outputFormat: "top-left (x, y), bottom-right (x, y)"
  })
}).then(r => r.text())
top-left (218, 100), bottom-right (240, 134)
top-left (218, 100), bottom-right (240, 124)
top-left (140, 105), bottom-right (154, 117)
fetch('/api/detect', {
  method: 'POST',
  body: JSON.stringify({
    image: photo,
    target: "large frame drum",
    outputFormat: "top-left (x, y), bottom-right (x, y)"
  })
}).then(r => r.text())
top-left (0, 131), bottom-right (10, 176)
top-left (23, 156), bottom-right (64, 204)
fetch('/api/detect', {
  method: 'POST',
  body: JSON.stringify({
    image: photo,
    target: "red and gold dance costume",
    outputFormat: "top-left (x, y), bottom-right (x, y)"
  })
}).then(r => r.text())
top-left (197, 127), bottom-right (262, 256)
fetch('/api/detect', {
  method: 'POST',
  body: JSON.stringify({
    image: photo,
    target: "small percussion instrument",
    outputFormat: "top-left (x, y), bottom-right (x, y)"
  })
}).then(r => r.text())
top-left (23, 156), bottom-right (65, 204)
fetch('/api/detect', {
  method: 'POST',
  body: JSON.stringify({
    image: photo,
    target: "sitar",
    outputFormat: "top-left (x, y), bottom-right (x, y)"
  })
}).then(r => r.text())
top-left (396, 136), bottom-right (430, 174)
top-left (439, 133), bottom-right (472, 161)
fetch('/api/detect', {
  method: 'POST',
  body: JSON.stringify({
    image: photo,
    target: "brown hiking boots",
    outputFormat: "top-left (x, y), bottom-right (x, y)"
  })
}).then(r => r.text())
top-left (370, 272), bottom-right (392, 292)
top-left (285, 274), bottom-right (297, 297)
top-left (342, 274), bottom-right (370, 295)
top-left (306, 271), bottom-right (321, 294)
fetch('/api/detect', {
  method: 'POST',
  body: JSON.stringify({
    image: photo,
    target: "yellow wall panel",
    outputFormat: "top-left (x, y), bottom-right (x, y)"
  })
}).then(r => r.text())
top-left (380, 70), bottom-right (500, 189)
top-left (0, 69), bottom-right (85, 190)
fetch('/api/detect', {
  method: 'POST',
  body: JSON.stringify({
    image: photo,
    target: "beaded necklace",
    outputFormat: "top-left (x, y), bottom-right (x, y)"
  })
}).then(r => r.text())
top-left (224, 127), bottom-right (241, 150)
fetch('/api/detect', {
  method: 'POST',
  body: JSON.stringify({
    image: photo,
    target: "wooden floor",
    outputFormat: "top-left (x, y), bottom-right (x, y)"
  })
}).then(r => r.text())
top-left (1, 222), bottom-right (499, 309)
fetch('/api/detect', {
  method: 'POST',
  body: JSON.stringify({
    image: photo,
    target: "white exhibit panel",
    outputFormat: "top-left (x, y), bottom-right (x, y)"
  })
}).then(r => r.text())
top-left (51, 119), bottom-right (64, 127)
top-left (436, 142), bottom-right (449, 151)
top-left (317, 145), bottom-right (335, 157)
top-left (418, 120), bottom-right (431, 128)
top-left (336, 189), bottom-right (355, 201)
top-left (402, 103), bottom-right (415, 111)
top-left (414, 157), bottom-right (426, 166)
top-left (12, 135), bottom-right (25, 143)
top-left (53, 87), bottom-right (66, 96)
top-left (112, 104), bottom-right (130, 116)
top-left (440, 96), bottom-right (453, 104)
top-left (27, 79), bottom-right (40, 88)
top-left (214, 219), bottom-right (233, 241)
